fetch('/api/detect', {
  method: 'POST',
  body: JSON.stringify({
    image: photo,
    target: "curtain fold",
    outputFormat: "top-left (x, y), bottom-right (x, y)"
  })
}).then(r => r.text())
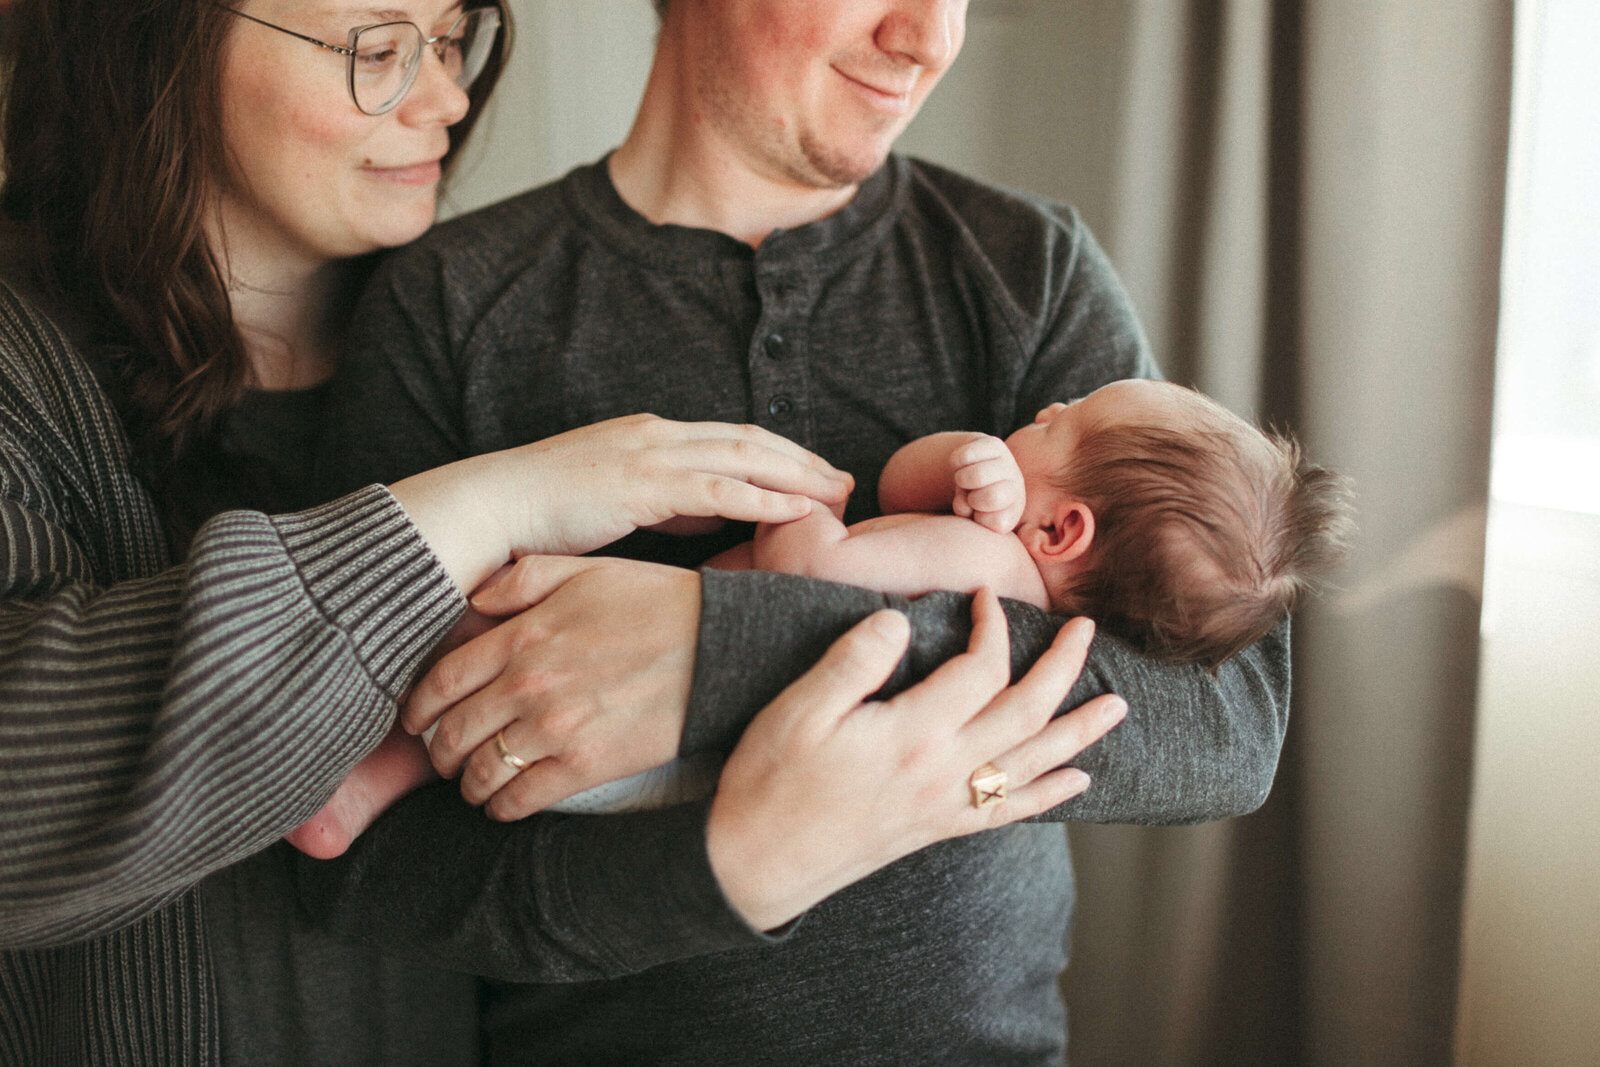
top-left (1060, 3), bottom-right (1511, 1064)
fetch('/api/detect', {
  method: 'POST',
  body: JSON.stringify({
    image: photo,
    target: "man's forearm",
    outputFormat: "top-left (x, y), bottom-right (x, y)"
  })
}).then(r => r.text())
top-left (686, 571), bottom-right (1289, 824)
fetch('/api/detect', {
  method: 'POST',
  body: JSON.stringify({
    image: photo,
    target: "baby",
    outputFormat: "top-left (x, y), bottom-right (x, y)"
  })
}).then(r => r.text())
top-left (726, 378), bottom-right (1353, 669)
top-left (288, 379), bottom-right (1353, 852)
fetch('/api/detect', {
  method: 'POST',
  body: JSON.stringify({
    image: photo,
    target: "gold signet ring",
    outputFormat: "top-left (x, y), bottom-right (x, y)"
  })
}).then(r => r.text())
top-left (969, 762), bottom-right (1008, 808)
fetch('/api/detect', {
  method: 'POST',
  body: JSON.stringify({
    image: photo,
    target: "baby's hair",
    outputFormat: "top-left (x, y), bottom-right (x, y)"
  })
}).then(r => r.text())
top-left (1046, 390), bottom-right (1355, 670)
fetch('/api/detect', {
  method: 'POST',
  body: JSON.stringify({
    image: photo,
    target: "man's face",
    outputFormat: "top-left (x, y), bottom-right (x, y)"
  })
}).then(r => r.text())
top-left (679, 0), bottom-right (969, 189)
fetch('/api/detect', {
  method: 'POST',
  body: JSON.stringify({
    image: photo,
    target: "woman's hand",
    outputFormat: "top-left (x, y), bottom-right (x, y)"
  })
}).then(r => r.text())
top-left (706, 589), bottom-right (1125, 931)
top-left (390, 415), bottom-right (853, 595)
top-left (404, 555), bottom-right (703, 820)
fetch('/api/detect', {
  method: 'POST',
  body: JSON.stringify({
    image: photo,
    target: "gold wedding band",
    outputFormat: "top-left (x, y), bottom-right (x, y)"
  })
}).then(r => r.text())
top-left (494, 729), bottom-right (529, 771)
top-left (969, 762), bottom-right (1008, 808)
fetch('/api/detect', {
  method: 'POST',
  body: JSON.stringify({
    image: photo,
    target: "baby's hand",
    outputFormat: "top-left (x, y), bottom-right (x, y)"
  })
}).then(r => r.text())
top-left (949, 435), bottom-right (1026, 533)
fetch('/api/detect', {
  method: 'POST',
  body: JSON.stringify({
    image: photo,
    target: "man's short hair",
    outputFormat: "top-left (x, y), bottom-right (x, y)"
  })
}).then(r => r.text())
top-left (1046, 393), bottom-right (1355, 670)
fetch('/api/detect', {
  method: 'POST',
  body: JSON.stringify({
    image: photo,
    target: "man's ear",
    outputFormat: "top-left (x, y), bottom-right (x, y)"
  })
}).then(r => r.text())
top-left (1022, 500), bottom-right (1095, 563)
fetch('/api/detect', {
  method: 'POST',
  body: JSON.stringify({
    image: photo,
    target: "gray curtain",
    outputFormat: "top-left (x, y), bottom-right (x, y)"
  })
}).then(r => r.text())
top-left (1057, 2), bottom-right (1511, 1064)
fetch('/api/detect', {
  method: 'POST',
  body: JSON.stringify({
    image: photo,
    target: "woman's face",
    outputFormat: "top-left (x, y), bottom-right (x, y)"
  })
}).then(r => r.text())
top-left (215, 0), bottom-right (474, 269)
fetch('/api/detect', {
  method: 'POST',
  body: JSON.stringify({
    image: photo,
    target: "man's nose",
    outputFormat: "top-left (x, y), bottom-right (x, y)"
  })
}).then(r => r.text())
top-left (876, 0), bottom-right (966, 70)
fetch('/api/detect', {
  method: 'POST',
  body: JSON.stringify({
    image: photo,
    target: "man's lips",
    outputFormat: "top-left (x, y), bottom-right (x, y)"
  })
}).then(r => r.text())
top-left (833, 66), bottom-right (917, 113)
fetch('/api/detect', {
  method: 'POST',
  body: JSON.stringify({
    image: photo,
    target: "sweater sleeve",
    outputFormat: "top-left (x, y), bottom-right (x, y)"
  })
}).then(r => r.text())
top-left (0, 282), bottom-right (466, 948)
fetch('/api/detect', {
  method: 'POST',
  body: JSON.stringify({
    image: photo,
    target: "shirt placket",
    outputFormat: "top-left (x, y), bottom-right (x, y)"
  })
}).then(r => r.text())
top-left (745, 259), bottom-right (814, 450)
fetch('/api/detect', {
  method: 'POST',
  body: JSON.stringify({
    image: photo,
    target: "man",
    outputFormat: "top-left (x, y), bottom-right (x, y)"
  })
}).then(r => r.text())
top-left (306, 2), bottom-right (1288, 1062)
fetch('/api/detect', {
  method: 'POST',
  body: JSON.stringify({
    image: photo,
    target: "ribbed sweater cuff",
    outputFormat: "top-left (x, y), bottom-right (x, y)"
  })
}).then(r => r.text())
top-left (270, 485), bottom-right (465, 697)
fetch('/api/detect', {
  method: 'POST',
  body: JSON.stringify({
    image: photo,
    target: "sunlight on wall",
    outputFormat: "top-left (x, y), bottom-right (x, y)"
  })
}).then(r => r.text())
top-left (1457, 2), bottom-right (1600, 1064)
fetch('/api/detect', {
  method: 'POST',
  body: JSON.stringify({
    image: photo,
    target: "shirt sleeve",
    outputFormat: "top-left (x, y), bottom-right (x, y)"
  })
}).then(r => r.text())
top-left (687, 572), bottom-right (1287, 825)
top-left (293, 785), bottom-right (785, 983)
top-left (0, 282), bottom-right (465, 949)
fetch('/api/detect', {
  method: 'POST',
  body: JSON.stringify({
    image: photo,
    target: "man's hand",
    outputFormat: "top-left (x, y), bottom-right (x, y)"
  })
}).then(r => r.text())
top-left (948, 434), bottom-right (1026, 533)
top-left (402, 555), bottom-right (701, 821)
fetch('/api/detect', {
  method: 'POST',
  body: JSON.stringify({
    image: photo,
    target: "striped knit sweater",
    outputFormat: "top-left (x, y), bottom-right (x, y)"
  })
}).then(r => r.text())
top-left (0, 279), bottom-right (465, 1063)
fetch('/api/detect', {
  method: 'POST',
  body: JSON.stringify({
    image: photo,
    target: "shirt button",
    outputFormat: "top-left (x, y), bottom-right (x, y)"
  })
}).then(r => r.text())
top-left (768, 394), bottom-right (796, 421)
top-left (763, 333), bottom-right (786, 360)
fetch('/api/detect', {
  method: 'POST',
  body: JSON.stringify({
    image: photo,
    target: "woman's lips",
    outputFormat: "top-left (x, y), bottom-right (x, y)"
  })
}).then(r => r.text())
top-left (365, 159), bottom-right (443, 186)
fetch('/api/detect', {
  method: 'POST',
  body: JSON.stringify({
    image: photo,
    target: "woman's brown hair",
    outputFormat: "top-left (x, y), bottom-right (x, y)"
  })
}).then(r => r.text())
top-left (0, 0), bottom-right (509, 541)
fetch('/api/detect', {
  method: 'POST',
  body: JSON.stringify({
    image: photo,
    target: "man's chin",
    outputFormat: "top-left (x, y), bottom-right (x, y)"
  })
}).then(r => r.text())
top-left (797, 138), bottom-right (893, 189)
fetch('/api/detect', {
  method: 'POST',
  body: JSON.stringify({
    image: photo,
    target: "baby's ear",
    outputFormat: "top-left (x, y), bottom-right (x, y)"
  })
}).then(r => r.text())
top-left (1022, 500), bottom-right (1095, 563)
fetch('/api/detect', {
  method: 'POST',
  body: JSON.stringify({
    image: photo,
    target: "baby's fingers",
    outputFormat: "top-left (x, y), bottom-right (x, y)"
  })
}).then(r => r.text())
top-left (947, 435), bottom-right (1010, 469)
top-left (952, 456), bottom-right (1019, 493)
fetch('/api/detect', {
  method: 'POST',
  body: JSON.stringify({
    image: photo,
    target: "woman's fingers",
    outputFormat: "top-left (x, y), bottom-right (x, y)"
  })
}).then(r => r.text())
top-left (881, 588), bottom-right (1011, 728)
top-left (676, 419), bottom-right (852, 478)
top-left (401, 624), bottom-right (514, 737)
top-left (651, 437), bottom-right (853, 504)
top-left (668, 471), bottom-right (819, 525)
top-left (956, 615), bottom-right (1098, 757)
top-left (764, 609), bottom-right (912, 731)
top-left (468, 555), bottom-right (610, 617)
top-left (989, 694), bottom-right (1126, 789)
top-left (995, 766), bottom-right (1094, 822)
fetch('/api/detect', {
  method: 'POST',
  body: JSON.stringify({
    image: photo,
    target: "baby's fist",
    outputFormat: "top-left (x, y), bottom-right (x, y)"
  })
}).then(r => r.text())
top-left (949, 435), bottom-right (1026, 533)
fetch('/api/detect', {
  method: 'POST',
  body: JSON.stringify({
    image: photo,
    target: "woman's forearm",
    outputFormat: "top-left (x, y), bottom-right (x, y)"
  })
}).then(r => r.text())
top-left (0, 490), bottom-right (464, 948)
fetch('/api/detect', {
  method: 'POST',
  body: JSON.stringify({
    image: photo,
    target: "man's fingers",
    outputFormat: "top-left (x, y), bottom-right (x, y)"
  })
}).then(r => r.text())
top-left (420, 678), bottom-right (545, 779)
top-left (767, 609), bottom-right (911, 729)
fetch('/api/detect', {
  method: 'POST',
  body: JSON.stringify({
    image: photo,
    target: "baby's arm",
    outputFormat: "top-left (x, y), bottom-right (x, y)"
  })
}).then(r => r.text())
top-left (880, 431), bottom-right (1026, 533)
top-left (746, 509), bottom-right (1049, 608)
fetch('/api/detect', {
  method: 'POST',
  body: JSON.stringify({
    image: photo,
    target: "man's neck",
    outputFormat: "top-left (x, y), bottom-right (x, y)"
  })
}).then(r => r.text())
top-left (607, 53), bottom-right (862, 248)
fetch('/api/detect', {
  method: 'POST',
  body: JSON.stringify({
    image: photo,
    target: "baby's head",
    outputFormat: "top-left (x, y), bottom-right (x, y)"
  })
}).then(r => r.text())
top-left (1005, 380), bottom-right (1355, 669)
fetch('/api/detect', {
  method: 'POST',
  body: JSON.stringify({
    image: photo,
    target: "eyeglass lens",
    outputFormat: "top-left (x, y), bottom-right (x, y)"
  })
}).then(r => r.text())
top-left (349, 7), bottom-right (500, 116)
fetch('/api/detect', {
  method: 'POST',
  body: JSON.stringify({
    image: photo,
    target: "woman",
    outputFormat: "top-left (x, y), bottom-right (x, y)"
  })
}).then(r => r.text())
top-left (0, 2), bottom-right (1104, 1062)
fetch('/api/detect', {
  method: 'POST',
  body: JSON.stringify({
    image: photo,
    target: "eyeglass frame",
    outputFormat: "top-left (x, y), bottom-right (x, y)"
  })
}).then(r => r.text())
top-left (215, 4), bottom-right (502, 116)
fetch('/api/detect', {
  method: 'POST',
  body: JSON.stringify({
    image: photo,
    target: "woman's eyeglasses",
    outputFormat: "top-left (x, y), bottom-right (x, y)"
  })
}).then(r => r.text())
top-left (218, 5), bottom-right (502, 116)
